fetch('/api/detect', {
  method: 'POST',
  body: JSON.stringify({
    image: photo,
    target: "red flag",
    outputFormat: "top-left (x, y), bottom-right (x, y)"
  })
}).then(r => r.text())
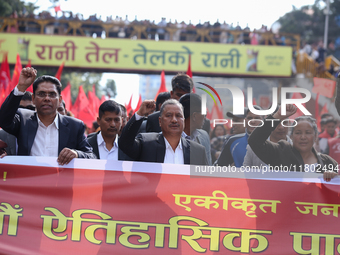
top-left (9, 54), bottom-right (22, 92)
top-left (88, 85), bottom-right (101, 118)
top-left (61, 82), bottom-right (72, 111)
top-left (253, 98), bottom-right (257, 106)
top-left (54, 5), bottom-right (61, 13)
top-left (24, 59), bottom-right (34, 93)
top-left (72, 86), bottom-right (90, 118)
top-left (0, 85), bottom-right (6, 107)
top-left (0, 53), bottom-right (11, 91)
top-left (289, 92), bottom-right (306, 119)
top-left (154, 70), bottom-right (168, 100)
top-left (125, 94), bottom-right (133, 114)
top-left (55, 62), bottom-right (64, 81)
top-left (186, 55), bottom-right (195, 93)
top-left (77, 107), bottom-right (96, 128)
top-left (209, 104), bottom-right (224, 129)
top-left (133, 94), bottom-right (142, 114)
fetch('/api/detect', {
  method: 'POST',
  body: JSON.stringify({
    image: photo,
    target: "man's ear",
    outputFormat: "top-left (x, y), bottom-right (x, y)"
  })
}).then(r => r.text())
top-left (159, 116), bottom-right (162, 128)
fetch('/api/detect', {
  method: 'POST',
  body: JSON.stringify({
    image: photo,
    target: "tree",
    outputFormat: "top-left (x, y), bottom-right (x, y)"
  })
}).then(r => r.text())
top-left (60, 72), bottom-right (103, 103)
top-left (0, 0), bottom-right (25, 17)
top-left (278, 0), bottom-right (340, 45)
top-left (105, 79), bottom-right (117, 98)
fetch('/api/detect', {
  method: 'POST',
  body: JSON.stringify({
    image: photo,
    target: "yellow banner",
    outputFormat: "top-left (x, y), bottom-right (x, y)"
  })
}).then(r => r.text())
top-left (0, 33), bottom-right (292, 76)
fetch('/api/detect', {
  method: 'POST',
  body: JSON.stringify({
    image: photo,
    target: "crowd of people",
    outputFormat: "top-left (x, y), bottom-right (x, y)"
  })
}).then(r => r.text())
top-left (5, 10), bottom-right (287, 45)
top-left (0, 67), bottom-right (339, 182)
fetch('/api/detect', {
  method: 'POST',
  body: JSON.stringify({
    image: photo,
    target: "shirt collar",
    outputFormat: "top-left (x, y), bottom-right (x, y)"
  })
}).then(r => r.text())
top-left (164, 136), bottom-right (182, 150)
top-left (98, 132), bottom-right (119, 148)
top-left (36, 113), bottom-right (59, 129)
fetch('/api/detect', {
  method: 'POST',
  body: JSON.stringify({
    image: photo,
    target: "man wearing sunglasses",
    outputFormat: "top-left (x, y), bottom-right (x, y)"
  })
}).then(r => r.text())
top-left (0, 67), bottom-right (96, 164)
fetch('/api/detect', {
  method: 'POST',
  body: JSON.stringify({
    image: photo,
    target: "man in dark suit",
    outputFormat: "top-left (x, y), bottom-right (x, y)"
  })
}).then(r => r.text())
top-left (146, 73), bottom-right (193, 133)
top-left (179, 93), bottom-right (212, 165)
top-left (0, 67), bottom-right (96, 165)
top-left (119, 99), bottom-right (207, 165)
top-left (0, 91), bottom-right (35, 156)
top-left (87, 100), bottom-right (130, 160)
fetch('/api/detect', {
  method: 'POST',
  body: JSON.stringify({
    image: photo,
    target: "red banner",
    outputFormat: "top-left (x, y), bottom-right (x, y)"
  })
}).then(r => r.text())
top-left (0, 157), bottom-right (339, 254)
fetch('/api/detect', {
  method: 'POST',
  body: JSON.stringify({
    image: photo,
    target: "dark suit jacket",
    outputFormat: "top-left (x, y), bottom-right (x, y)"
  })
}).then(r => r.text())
top-left (0, 129), bottom-right (16, 155)
top-left (0, 91), bottom-right (96, 159)
top-left (119, 114), bottom-right (208, 165)
top-left (145, 111), bottom-right (161, 133)
top-left (87, 131), bottom-right (131, 161)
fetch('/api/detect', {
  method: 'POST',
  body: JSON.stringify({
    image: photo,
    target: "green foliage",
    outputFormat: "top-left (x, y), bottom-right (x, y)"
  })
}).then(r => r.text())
top-left (60, 72), bottom-right (103, 103)
top-left (277, 0), bottom-right (340, 44)
top-left (0, 0), bottom-right (25, 17)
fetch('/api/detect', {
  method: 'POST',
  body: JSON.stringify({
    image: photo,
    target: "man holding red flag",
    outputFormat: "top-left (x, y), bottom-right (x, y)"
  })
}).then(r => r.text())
top-left (0, 67), bottom-right (96, 164)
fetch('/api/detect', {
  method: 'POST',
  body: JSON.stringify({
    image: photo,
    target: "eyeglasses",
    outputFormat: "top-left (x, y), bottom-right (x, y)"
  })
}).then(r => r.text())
top-left (35, 92), bottom-right (58, 99)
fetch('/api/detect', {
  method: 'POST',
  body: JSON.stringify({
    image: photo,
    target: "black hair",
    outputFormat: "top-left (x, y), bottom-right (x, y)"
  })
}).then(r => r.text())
top-left (156, 92), bottom-right (171, 111)
top-left (171, 73), bottom-right (193, 93)
top-left (178, 93), bottom-right (201, 119)
top-left (98, 100), bottom-right (121, 118)
top-left (21, 91), bottom-right (33, 101)
top-left (33, 75), bottom-right (62, 95)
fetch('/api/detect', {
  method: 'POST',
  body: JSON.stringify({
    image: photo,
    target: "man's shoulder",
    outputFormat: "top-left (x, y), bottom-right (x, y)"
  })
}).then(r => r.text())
top-left (226, 133), bottom-right (246, 144)
top-left (59, 114), bottom-right (84, 126)
top-left (147, 111), bottom-right (160, 119)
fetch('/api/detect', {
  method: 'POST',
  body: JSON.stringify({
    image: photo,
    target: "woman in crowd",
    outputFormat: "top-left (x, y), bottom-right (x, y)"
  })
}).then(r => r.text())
top-left (248, 104), bottom-right (338, 176)
top-left (210, 124), bottom-right (228, 163)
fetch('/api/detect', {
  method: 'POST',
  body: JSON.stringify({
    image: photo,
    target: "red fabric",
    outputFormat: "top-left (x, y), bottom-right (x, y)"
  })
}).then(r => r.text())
top-left (133, 94), bottom-right (142, 114)
top-left (55, 61), bottom-right (64, 81)
top-left (154, 70), bottom-right (168, 100)
top-left (328, 136), bottom-right (340, 163)
top-left (61, 82), bottom-right (72, 111)
top-left (289, 92), bottom-right (305, 119)
top-left (9, 54), bottom-right (22, 92)
top-left (72, 86), bottom-right (90, 118)
top-left (319, 130), bottom-right (337, 139)
top-left (54, 5), bottom-right (61, 12)
top-left (186, 54), bottom-right (195, 93)
top-left (0, 53), bottom-right (11, 107)
top-left (88, 85), bottom-right (101, 118)
top-left (209, 104), bottom-right (224, 129)
top-left (125, 94), bottom-right (133, 114)
top-left (0, 158), bottom-right (340, 254)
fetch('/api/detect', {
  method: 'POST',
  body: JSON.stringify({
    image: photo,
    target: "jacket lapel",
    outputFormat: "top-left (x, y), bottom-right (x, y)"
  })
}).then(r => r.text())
top-left (92, 132), bottom-right (100, 159)
top-left (27, 113), bottom-right (38, 155)
top-left (58, 114), bottom-right (70, 154)
top-left (182, 137), bottom-right (190, 164)
top-left (156, 134), bottom-right (166, 163)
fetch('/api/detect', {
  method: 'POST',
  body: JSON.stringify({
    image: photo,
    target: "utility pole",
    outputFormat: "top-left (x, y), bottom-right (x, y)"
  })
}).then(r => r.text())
top-left (324, 0), bottom-right (330, 49)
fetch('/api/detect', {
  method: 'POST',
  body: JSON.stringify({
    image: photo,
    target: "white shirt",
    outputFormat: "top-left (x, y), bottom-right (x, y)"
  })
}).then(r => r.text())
top-left (14, 86), bottom-right (59, 157)
top-left (163, 136), bottom-right (184, 164)
top-left (135, 113), bottom-right (184, 164)
top-left (97, 132), bottom-right (119, 160)
top-left (30, 114), bottom-right (59, 157)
